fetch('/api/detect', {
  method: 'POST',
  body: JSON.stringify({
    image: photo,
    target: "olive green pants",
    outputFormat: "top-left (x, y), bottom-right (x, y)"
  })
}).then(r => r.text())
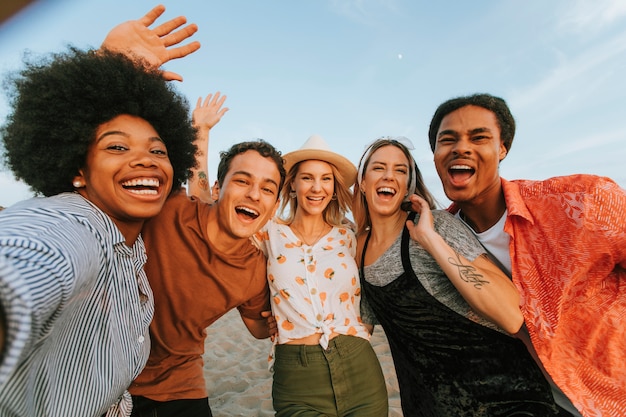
top-left (272, 335), bottom-right (388, 417)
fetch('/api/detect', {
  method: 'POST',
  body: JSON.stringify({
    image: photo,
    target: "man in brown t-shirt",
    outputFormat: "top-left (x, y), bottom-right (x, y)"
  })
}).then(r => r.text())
top-left (130, 140), bottom-right (286, 416)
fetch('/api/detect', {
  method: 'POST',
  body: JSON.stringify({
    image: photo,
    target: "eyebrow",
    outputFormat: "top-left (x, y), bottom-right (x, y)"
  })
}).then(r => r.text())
top-left (437, 127), bottom-right (492, 138)
top-left (96, 130), bottom-right (163, 143)
top-left (370, 160), bottom-right (409, 169)
top-left (231, 170), bottom-right (279, 188)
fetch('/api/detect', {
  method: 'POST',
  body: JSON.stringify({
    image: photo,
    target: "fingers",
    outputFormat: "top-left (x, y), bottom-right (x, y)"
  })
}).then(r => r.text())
top-left (157, 20), bottom-right (196, 45)
top-left (165, 40), bottom-right (202, 61)
top-left (159, 70), bottom-right (183, 82)
top-left (138, 4), bottom-right (166, 27)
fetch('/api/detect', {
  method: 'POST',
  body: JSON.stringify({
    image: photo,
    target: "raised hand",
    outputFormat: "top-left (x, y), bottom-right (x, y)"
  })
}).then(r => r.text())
top-left (100, 4), bottom-right (201, 81)
top-left (193, 92), bottom-right (229, 132)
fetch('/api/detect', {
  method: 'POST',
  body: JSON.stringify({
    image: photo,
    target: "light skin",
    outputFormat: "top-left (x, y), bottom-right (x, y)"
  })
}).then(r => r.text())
top-left (283, 160), bottom-right (340, 345)
top-left (432, 105), bottom-right (508, 233)
top-left (189, 92), bottom-right (229, 204)
top-left (360, 144), bottom-right (523, 334)
top-left (73, 114), bottom-right (173, 246)
top-left (205, 150), bottom-right (281, 338)
top-left (288, 160), bottom-right (334, 242)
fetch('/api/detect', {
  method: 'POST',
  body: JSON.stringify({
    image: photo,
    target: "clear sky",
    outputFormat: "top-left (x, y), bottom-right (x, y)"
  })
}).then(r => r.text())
top-left (1, 0), bottom-right (625, 208)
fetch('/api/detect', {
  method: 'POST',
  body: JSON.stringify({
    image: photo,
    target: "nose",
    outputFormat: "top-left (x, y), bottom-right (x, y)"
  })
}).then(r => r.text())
top-left (130, 150), bottom-right (159, 168)
top-left (451, 137), bottom-right (471, 155)
top-left (311, 179), bottom-right (322, 192)
top-left (246, 184), bottom-right (261, 201)
top-left (382, 167), bottom-right (394, 179)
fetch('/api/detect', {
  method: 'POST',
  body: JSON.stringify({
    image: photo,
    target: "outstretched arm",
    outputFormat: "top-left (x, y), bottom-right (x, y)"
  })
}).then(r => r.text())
top-left (188, 92), bottom-right (229, 203)
top-left (407, 194), bottom-right (523, 334)
top-left (100, 4), bottom-right (201, 81)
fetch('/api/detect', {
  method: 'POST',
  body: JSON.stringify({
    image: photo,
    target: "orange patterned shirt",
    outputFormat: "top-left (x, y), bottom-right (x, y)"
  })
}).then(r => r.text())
top-left (501, 175), bottom-right (626, 417)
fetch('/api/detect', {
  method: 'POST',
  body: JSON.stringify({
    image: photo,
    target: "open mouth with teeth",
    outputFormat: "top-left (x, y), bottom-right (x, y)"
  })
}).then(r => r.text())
top-left (449, 165), bottom-right (475, 184)
top-left (122, 178), bottom-right (161, 195)
top-left (377, 187), bottom-right (396, 197)
top-left (235, 206), bottom-right (260, 220)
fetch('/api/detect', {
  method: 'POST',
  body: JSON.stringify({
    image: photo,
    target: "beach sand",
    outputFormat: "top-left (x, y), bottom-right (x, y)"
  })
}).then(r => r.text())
top-left (204, 309), bottom-right (403, 416)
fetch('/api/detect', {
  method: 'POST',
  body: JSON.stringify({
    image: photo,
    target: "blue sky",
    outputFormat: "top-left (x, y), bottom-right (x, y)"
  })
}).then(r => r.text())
top-left (1, 0), bottom-right (625, 208)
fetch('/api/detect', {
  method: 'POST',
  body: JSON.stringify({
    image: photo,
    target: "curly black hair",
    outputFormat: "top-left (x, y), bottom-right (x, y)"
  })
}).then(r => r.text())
top-left (1, 47), bottom-right (197, 196)
top-left (428, 93), bottom-right (516, 153)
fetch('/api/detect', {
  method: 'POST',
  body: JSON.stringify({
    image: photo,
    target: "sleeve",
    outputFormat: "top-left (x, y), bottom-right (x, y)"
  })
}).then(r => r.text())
top-left (250, 222), bottom-right (270, 256)
top-left (432, 210), bottom-right (485, 262)
top-left (237, 255), bottom-right (271, 319)
top-left (0, 222), bottom-right (100, 384)
top-left (590, 178), bottom-right (626, 269)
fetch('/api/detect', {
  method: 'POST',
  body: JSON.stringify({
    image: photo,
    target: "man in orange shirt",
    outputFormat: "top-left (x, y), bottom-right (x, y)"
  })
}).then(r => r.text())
top-left (425, 93), bottom-right (626, 417)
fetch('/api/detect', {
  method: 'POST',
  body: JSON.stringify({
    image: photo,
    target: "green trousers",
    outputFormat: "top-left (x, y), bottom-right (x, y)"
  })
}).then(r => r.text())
top-left (272, 335), bottom-right (388, 417)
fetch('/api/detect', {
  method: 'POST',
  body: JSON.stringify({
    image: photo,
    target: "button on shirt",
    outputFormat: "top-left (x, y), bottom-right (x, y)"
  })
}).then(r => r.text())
top-left (254, 221), bottom-right (370, 358)
top-left (0, 193), bottom-right (154, 417)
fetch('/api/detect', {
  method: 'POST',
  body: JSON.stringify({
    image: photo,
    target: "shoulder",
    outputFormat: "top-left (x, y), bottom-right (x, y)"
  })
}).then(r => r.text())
top-left (510, 174), bottom-right (621, 195)
top-left (1, 194), bottom-right (116, 246)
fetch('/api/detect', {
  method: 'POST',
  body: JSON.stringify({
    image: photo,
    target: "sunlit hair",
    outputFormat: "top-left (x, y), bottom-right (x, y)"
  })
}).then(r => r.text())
top-left (216, 139), bottom-right (286, 196)
top-left (428, 93), bottom-right (516, 153)
top-left (279, 160), bottom-right (353, 227)
top-left (353, 138), bottom-right (436, 236)
top-left (1, 47), bottom-right (197, 197)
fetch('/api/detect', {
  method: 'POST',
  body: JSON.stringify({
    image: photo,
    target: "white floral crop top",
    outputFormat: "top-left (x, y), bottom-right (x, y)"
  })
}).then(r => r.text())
top-left (253, 220), bottom-right (370, 353)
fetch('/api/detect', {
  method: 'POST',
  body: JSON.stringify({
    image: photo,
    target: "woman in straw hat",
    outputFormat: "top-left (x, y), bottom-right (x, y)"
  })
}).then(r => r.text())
top-left (190, 134), bottom-right (388, 416)
top-left (254, 134), bottom-right (388, 416)
top-left (352, 137), bottom-right (565, 416)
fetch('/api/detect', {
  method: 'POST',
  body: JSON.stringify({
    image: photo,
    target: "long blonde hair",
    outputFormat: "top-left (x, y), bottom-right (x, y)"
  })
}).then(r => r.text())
top-left (279, 160), bottom-right (353, 227)
top-left (353, 138), bottom-right (436, 236)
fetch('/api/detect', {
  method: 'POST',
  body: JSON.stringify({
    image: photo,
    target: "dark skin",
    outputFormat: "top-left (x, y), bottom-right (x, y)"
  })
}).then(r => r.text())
top-left (0, 4), bottom-right (200, 355)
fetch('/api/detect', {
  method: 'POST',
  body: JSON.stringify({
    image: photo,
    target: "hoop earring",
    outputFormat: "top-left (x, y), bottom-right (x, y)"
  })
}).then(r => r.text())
top-left (289, 191), bottom-right (296, 199)
top-left (331, 193), bottom-right (337, 201)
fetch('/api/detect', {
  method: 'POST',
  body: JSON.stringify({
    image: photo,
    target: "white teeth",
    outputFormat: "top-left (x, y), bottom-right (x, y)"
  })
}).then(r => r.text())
top-left (127, 189), bottom-right (158, 195)
top-left (450, 165), bottom-right (472, 171)
top-left (377, 187), bottom-right (396, 195)
top-left (307, 197), bottom-right (324, 201)
top-left (236, 206), bottom-right (259, 216)
top-left (122, 178), bottom-right (160, 187)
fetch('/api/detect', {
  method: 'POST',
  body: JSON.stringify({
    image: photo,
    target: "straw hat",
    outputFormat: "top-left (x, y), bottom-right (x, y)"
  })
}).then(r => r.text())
top-left (282, 134), bottom-right (357, 187)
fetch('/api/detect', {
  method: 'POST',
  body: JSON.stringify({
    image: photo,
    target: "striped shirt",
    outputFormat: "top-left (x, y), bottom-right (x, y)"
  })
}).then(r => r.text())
top-left (0, 193), bottom-right (154, 417)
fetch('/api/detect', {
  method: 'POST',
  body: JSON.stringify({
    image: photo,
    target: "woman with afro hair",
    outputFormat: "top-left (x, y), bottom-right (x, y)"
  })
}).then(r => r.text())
top-left (0, 9), bottom-right (200, 415)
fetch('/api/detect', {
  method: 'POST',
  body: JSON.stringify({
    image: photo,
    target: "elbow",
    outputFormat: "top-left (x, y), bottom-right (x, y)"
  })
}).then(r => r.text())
top-left (502, 312), bottom-right (524, 335)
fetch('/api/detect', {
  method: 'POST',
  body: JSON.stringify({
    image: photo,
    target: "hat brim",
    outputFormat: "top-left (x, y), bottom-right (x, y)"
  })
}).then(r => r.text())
top-left (283, 149), bottom-right (357, 187)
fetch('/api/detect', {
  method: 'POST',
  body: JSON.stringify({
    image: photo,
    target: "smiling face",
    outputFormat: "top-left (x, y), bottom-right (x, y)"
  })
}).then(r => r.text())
top-left (74, 114), bottom-right (173, 242)
top-left (360, 144), bottom-right (410, 218)
top-left (214, 150), bottom-right (281, 241)
top-left (292, 160), bottom-right (335, 218)
top-left (433, 105), bottom-right (507, 207)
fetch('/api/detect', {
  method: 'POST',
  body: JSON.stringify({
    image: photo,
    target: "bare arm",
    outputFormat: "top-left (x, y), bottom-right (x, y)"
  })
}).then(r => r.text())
top-left (241, 314), bottom-right (271, 339)
top-left (100, 4), bottom-right (201, 81)
top-left (188, 92), bottom-right (229, 203)
top-left (407, 195), bottom-right (523, 334)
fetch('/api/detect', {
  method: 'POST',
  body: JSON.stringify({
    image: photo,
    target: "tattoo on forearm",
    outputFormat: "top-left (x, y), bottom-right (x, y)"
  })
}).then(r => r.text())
top-left (198, 171), bottom-right (209, 191)
top-left (448, 252), bottom-right (489, 289)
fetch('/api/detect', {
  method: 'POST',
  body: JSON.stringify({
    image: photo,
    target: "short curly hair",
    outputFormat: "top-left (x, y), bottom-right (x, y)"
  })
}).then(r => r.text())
top-left (428, 93), bottom-right (516, 153)
top-left (216, 139), bottom-right (286, 194)
top-left (1, 47), bottom-right (197, 196)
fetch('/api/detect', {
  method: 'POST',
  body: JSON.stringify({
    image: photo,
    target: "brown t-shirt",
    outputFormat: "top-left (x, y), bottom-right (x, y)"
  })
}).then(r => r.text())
top-left (129, 191), bottom-right (270, 401)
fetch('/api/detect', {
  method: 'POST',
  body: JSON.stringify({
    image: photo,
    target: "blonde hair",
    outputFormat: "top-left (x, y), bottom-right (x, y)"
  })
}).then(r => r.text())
top-left (353, 139), bottom-right (436, 236)
top-left (279, 160), bottom-right (353, 227)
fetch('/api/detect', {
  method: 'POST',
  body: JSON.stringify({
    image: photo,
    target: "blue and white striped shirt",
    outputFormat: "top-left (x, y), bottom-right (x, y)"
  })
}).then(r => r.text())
top-left (0, 193), bottom-right (154, 417)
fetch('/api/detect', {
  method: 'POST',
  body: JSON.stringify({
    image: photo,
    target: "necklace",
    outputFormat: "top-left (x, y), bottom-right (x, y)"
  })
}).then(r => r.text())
top-left (290, 224), bottom-right (330, 246)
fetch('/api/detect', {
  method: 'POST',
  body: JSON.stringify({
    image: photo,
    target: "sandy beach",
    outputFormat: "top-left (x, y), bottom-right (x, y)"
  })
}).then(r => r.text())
top-left (203, 309), bottom-right (403, 416)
